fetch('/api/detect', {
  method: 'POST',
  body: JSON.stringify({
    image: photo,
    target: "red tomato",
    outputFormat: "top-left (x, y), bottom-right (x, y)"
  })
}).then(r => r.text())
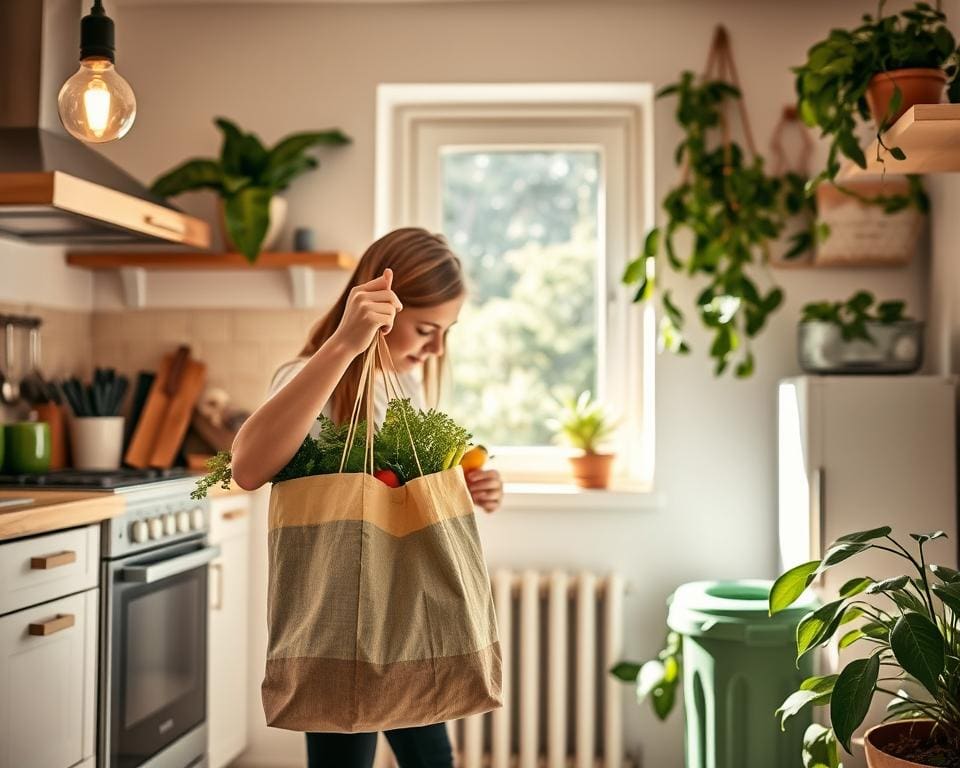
top-left (374, 468), bottom-right (401, 488)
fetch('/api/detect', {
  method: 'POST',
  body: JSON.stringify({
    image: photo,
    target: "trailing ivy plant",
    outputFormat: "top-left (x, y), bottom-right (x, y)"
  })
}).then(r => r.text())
top-left (623, 73), bottom-right (801, 378)
top-left (795, 1), bottom-right (960, 185)
top-left (771, 527), bottom-right (960, 765)
top-left (802, 291), bottom-right (911, 343)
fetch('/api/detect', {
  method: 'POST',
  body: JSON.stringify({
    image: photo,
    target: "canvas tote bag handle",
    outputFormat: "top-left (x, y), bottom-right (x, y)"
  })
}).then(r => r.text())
top-left (337, 334), bottom-right (424, 477)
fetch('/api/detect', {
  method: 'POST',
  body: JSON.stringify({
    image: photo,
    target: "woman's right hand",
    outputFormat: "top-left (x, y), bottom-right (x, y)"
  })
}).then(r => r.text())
top-left (330, 268), bottom-right (403, 356)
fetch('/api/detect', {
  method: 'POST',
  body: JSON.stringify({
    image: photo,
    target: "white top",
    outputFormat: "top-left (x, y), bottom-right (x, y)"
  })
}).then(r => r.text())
top-left (266, 357), bottom-right (426, 437)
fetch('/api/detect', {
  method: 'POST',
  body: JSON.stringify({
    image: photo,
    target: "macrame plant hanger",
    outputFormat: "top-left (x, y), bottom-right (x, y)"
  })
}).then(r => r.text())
top-left (683, 25), bottom-right (760, 188)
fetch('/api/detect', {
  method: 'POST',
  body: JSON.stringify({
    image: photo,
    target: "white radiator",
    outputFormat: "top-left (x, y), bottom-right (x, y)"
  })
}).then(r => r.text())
top-left (374, 569), bottom-right (631, 768)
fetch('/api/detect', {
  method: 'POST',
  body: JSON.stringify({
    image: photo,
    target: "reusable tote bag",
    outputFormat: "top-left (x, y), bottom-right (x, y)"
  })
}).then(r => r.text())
top-left (261, 336), bottom-right (502, 732)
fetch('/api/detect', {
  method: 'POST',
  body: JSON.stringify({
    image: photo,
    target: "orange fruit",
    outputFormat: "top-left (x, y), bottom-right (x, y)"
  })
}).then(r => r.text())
top-left (459, 445), bottom-right (488, 471)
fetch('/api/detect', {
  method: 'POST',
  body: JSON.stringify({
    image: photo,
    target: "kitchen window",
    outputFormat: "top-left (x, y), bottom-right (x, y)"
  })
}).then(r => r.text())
top-left (376, 84), bottom-right (655, 488)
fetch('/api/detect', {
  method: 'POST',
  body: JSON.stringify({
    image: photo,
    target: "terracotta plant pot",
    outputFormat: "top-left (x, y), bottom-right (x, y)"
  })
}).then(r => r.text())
top-left (218, 195), bottom-right (287, 255)
top-left (864, 719), bottom-right (944, 767)
top-left (568, 452), bottom-right (615, 489)
top-left (866, 68), bottom-right (946, 126)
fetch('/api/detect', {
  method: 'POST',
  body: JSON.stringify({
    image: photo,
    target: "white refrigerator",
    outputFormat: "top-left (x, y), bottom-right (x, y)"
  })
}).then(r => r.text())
top-left (778, 375), bottom-right (958, 767)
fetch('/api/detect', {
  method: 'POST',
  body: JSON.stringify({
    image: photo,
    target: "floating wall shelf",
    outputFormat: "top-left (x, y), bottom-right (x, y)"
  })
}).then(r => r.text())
top-left (840, 103), bottom-right (960, 179)
top-left (66, 251), bottom-right (357, 308)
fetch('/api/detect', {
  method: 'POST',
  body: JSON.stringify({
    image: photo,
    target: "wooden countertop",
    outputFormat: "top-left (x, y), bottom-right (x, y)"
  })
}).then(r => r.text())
top-left (0, 490), bottom-right (125, 542)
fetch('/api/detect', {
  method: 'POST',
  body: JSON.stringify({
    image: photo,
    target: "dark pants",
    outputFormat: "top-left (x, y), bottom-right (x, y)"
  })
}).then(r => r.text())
top-left (305, 723), bottom-right (453, 768)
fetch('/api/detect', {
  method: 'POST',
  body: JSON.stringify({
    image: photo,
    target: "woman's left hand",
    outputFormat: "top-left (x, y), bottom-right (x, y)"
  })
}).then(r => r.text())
top-left (465, 468), bottom-right (503, 513)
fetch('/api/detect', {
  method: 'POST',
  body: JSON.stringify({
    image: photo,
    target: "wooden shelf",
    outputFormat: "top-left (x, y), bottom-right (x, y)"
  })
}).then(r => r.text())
top-left (66, 251), bottom-right (356, 308)
top-left (66, 251), bottom-right (355, 270)
top-left (840, 103), bottom-right (960, 179)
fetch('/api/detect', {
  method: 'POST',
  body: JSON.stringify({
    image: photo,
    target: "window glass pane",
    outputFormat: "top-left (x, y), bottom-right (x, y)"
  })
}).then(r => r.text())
top-left (440, 150), bottom-right (601, 447)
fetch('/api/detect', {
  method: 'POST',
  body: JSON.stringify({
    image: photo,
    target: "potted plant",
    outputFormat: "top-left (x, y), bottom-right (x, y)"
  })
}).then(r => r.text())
top-left (547, 390), bottom-right (618, 489)
top-left (151, 117), bottom-right (351, 262)
top-left (795, 1), bottom-right (960, 180)
top-left (771, 526), bottom-right (960, 767)
top-left (799, 291), bottom-right (924, 374)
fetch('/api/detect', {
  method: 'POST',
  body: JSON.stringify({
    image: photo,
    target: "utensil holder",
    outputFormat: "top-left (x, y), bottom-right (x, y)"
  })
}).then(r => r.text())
top-left (70, 416), bottom-right (125, 470)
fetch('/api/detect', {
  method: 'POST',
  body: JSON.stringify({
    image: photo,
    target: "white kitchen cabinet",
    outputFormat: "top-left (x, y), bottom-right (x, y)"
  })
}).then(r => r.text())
top-left (207, 494), bottom-right (251, 768)
top-left (0, 588), bottom-right (98, 768)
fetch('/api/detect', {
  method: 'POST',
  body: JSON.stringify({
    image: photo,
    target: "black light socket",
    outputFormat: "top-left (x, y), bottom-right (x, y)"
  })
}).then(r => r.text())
top-left (79, 0), bottom-right (116, 63)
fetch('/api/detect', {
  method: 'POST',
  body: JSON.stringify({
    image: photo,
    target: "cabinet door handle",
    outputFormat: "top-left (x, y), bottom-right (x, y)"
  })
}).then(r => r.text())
top-left (221, 507), bottom-right (247, 521)
top-left (30, 550), bottom-right (77, 570)
top-left (210, 562), bottom-right (224, 611)
top-left (29, 613), bottom-right (75, 636)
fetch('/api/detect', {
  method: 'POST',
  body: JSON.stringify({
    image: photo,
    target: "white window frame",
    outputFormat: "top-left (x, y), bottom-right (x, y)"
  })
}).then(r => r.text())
top-left (375, 83), bottom-right (656, 489)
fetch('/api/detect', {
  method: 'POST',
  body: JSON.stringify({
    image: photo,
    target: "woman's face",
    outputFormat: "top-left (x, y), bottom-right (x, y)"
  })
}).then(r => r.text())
top-left (385, 295), bottom-right (465, 374)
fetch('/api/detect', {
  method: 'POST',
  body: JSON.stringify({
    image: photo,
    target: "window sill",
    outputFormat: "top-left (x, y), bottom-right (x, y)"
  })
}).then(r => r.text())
top-left (499, 481), bottom-right (663, 512)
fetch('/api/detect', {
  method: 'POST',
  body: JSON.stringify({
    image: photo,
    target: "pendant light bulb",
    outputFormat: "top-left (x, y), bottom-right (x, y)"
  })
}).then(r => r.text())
top-left (57, 1), bottom-right (136, 144)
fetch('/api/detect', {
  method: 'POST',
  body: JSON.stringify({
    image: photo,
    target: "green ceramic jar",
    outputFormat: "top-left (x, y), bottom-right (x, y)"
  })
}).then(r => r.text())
top-left (5, 421), bottom-right (51, 473)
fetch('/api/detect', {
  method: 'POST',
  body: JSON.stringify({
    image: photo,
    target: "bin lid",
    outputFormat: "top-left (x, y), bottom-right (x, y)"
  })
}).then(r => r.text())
top-left (666, 579), bottom-right (819, 645)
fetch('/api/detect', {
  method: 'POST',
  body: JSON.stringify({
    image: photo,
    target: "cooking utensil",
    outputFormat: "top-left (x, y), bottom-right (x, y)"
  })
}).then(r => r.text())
top-left (0, 319), bottom-right (21, 405)
top-left (19, 320), bottom-right (48, 406)
top-left (58, 368), bottom-right (130, 417)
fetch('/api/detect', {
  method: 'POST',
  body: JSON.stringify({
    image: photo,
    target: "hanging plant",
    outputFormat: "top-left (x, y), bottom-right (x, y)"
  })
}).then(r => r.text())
top-left (623, 29), bottom-right (804, 377)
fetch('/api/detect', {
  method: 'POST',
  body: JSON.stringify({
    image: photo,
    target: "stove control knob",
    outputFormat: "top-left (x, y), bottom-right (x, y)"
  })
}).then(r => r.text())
top-left (148, 517), bottom-right (163, 540)
top-left (176, 510), bottom-right (190, 533)
top-left (190, 507), bottom-right (205, 531)
top-left (163, 513), bottom-right (177, 536)
top-left (131, 520), bottom-right (149, 544)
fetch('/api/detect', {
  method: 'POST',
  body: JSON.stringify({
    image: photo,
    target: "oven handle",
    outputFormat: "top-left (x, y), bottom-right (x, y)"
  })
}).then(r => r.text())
top-left (121, 545), bottom-right (221, 584)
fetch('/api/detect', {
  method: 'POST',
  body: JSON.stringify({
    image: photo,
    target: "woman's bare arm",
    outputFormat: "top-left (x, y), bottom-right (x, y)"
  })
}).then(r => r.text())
top-left (230, 270), bottom-right (402, 490)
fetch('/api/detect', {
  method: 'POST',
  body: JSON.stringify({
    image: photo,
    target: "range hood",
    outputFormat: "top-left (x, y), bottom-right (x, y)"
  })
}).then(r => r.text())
top-left (0, 0), bottom-right (209, 247)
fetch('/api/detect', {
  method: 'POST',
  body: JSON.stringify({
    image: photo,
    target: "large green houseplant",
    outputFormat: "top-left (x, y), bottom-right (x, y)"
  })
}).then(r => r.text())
top-left (795, 1), bottom-right (960, 182)
top-left (771, 527), bottom-right (960, 767)
top-left (151, 117), bottom-right (351, 262)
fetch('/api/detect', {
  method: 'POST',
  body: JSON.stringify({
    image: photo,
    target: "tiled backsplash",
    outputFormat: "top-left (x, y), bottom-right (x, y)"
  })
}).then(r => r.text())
top-left (1, 303), bottom-right (323, 420)
top-left (91, 308), bottom-right (322, 412)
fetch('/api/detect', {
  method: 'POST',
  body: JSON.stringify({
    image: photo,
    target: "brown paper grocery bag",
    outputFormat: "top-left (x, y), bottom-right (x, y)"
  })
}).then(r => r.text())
top-left (261, 337), bottom-right (502, 732)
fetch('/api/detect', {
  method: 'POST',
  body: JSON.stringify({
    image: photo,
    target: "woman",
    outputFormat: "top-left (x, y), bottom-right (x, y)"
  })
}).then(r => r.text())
top-left (231, 227), bottom-right (504, 768)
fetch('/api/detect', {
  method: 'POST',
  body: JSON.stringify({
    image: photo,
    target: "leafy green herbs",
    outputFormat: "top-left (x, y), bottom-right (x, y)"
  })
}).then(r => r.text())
top-left (375, 398), bottom-right (472, 479)
top-left (801, 291), bottom-right (911, 342)
top-left (190, 401), bottom-right (472, 499)
top-left (191, 450), bottom-right (232, 500)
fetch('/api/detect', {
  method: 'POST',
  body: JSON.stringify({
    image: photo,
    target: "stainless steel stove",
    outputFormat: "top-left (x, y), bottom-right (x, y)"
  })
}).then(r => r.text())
top-left (99, 473), bottom-right (216, 768)
top-left (0, 467), bottom-right (191, 491)
top-left (0, 469), bottom-right (216, 768)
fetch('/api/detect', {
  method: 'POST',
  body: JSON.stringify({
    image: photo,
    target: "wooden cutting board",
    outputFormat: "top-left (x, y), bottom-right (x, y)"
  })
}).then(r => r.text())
top-left (124, 346), bottom-right (206, 469)
top-left (149, 356), bottom-right (206, 469)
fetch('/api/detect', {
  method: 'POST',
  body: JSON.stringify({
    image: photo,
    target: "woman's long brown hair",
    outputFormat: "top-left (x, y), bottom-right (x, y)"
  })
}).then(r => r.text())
top-left (295, 227), bottom-right (464, 423)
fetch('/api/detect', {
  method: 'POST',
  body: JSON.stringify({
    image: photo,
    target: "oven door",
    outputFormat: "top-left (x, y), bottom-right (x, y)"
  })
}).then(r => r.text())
top-left (104, 539), bottom-right (220, 768)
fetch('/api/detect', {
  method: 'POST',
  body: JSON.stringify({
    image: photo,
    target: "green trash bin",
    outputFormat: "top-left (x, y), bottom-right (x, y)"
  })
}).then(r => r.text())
top-left (666, 579), bottom-right (818, 768)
